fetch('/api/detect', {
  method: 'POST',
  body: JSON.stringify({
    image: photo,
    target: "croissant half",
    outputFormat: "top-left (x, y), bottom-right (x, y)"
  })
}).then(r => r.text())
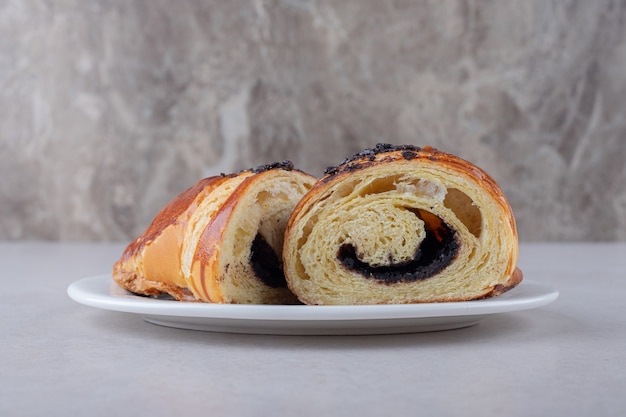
top-left (283, 144), bottom-right (522, 305)
top-left (113, 162), bottom-right (316, 304)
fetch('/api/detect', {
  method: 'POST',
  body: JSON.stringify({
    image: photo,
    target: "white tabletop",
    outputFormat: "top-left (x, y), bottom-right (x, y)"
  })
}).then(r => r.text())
top-left (1, 242), bottom-right (625, 417)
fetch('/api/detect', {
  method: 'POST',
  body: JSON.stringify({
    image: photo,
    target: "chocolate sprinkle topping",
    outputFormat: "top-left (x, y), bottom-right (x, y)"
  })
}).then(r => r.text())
top-left (324, 143), bottom-right (424, 176)
top-left (250, 160), bottom-right (294, 174)
top-left (401, 150), bottom-right (417, 160)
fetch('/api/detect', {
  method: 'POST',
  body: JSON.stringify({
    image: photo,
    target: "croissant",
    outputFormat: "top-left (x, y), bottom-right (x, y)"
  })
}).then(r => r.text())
top-left (113, 162), bottom-right (316, 304)
top-left (283, 144), bottom-right (522, 305)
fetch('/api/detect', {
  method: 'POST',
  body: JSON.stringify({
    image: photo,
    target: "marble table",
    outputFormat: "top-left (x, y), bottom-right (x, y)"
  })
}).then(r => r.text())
top-left (1, 242), bottom-right (625, 417)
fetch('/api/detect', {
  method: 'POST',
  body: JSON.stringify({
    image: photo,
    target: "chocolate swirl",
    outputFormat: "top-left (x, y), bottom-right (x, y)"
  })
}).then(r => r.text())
top-left (337, 209), bottom-right (459, 283)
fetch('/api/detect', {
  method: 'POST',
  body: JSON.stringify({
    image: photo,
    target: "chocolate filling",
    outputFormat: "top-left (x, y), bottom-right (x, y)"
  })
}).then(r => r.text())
top-left (250, 234), bottom-right (287, 288)
top-left (337, 209), bottom-right (459, 283)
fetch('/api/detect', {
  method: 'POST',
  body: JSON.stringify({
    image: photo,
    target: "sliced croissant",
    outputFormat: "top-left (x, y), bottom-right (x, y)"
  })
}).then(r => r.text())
top-left (283, 144), bottom-right (522, 305)
top-left (113, 162), bottom-right (316, 304)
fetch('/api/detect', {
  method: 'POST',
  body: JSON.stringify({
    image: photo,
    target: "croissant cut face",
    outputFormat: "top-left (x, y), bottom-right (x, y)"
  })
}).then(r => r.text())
top-left (283, 145), bottom-right (522, 305)
top-left (113, 166), bottom-right (316, 304)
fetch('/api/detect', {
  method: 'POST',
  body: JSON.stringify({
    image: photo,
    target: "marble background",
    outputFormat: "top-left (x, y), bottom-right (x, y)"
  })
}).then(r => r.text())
top-left (1, 0), bottom-right (625, 241)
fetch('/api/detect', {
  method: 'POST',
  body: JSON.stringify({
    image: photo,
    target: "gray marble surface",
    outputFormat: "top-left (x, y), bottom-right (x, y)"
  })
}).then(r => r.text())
top-left (1, 1), bottom-right (626, 241)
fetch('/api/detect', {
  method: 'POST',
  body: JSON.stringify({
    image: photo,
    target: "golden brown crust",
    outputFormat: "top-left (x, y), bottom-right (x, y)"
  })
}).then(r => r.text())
top-left (112, 175), bottom-right (231, 301)
top-left (486, 267), bottom-right (524, 298)
top-left (284, 144), bottom-right (522, 305)
top-left (190, 187), bottom-right (239, 303)
top-left (118, 176), bottom-right (233, 261)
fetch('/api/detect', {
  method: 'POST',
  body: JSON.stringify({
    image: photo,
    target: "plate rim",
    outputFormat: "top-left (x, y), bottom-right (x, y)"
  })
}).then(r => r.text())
top-left (67, 274), bottom-right (559, 322)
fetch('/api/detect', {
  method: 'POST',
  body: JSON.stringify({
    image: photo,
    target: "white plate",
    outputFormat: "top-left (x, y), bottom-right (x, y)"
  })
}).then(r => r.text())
top-left (67, 275), bottom-right (558, 335)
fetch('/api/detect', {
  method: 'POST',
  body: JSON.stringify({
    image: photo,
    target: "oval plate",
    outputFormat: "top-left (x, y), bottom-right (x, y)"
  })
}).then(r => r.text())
top-left (67, 275), bottom-right (558, 335)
